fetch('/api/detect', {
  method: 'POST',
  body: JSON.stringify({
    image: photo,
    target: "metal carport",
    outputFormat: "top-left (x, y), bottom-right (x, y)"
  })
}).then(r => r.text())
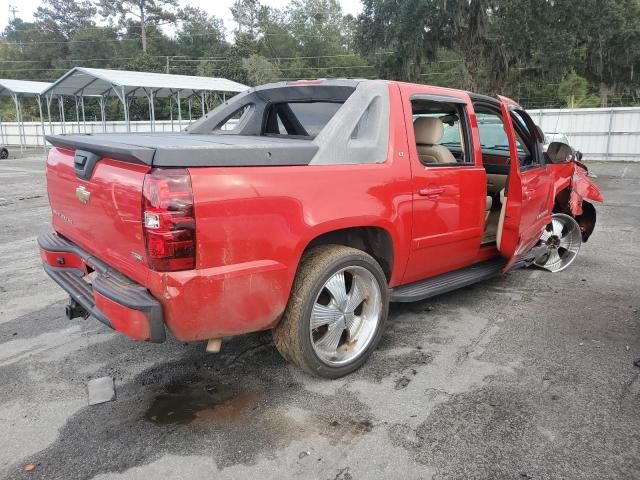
top-left (0, 79), bottom-right (51, 150)
top-left (42, 67), bottom-right (249, 134)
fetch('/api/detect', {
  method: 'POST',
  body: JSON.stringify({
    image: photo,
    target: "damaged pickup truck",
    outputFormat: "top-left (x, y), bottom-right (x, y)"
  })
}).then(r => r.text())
top-left (39, 79), bottom-right (603, 378)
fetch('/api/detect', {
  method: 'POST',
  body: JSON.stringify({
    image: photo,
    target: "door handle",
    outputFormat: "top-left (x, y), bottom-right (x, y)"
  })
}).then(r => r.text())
top-left (419, 186), bottom-right (445, 198)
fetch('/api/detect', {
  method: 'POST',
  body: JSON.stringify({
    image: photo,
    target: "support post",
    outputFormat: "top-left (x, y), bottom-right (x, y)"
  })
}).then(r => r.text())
top-left (177, 91), bottom-right (182, 130)
top-left (80, 95), bottom-right (86, 133)
top-left (74, 96), bottom-right (81, 134)
top-left (99, 96), bottom-right (106, 133)
top-left (37, 95), bottom-right (46, 150)
top-left (150, 90), bottom-right (155, 132)
top-left (59, 97), bottom-right (66, 134)
top-left (11, 93), bottom-right (24, 152)
top-left (46, 94), bottom-right (53, 135)
top-left (188, 97), bottom-right (192, 122)
top-left (125, 96), bottom-right (131, 132)
top-left (200, 91), bottom-right (205, 116)
top-left (170, 96), bottom-right (174, 132)
top-left (605, 107), bottom-right (615, 161)
top-left (19, 97), bottom-right (26, 150)
top-left (113, 86), bottom-right (129, 132)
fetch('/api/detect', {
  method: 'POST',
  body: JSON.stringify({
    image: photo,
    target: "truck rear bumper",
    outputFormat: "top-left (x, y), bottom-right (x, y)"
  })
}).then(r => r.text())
top-left (38, 233), bottom-right (165, 343)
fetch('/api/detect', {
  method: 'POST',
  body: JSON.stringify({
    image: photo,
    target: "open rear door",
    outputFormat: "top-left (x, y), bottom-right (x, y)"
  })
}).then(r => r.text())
top-left (496, 95), bottom-right (551, 271)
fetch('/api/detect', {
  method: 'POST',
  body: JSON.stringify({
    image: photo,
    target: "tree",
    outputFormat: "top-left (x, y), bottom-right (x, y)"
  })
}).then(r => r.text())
top-left (231, 0), bottom-right (267, 38)
top-left (356, 0), bottom-right (465, 82)
top-left (558, 73), bottom-right (600, 108)
top-left (34, 0), bottom-right (97, 39)
top-left (286, 0), bottom-right (348, 57)
top-left (98, 0), bottom-right (178, 53)
top-left (242, 54), bottom-right (280, 85)
top-left (68, 27), bottom-right (123, 68)
top-left (554, 0), bottom-right (640, 106)
top-left (176, 6), bottom-right (227, 58)
top-left (1, 18), bottom-right (68, 81)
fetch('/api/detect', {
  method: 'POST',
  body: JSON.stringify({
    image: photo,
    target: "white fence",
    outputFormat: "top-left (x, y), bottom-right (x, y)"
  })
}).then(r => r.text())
top-left (2, 107), bottom-right (640, 161)
top-left (0, 120), bottom-right (192, 149)
top-left (529, 107), bottom-right (640, 161)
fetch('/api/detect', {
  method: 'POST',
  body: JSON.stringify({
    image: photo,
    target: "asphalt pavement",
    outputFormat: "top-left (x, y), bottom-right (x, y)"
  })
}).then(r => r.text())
top-left (0, 157), bottom-right (638, 480)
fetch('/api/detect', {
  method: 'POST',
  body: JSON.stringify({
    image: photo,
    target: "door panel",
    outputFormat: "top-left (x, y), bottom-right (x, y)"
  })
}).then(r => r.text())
top-left (496, 96), bottom-right (553, 269)
top-left (400, 85), bottom-right (486, 284)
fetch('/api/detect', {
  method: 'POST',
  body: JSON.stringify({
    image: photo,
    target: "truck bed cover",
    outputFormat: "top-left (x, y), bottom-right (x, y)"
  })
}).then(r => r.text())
top-left (45, 133), bottom-right (318, 167)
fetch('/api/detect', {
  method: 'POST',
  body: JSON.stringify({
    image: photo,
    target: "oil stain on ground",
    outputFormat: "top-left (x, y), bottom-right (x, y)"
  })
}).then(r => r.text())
top-left (145, 382), bottom-right (259, 426)
top-left (3, 335), bottom-right (377, 480)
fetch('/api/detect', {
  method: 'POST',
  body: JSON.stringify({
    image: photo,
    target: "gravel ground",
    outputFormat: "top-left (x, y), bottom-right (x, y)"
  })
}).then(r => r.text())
top-left (0, 157), bottom-right (638, 480)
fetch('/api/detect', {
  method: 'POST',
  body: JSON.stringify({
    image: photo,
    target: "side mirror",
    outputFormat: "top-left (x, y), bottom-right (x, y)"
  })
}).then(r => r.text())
top-left (546, 142), bottom-right (575, 163)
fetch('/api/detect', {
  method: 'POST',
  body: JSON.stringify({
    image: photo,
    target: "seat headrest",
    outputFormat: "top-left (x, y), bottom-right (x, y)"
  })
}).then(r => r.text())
top-left (414, 117), bottom-right (444, 145)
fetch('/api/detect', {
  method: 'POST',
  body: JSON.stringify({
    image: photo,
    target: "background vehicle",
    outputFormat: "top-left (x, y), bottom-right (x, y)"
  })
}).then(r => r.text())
top-left (544, 132), bottom-right (570, 150)
top-left (38, 80), bottom-right (603, 378)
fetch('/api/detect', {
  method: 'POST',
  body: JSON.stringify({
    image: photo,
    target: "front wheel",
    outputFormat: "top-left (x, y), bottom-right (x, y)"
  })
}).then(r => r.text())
top-left (534, 213), bottom-right (582, 272)
top-left (273, 245), bottom-right (389, 379)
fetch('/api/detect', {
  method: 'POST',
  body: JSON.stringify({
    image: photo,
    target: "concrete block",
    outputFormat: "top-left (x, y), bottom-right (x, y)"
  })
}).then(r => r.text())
top-left (87, 377), bottom-right (115, 405)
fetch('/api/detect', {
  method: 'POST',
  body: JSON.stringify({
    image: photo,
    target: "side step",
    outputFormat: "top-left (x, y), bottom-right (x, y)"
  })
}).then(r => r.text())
top-left (390, 258), bottom-right (506, 303)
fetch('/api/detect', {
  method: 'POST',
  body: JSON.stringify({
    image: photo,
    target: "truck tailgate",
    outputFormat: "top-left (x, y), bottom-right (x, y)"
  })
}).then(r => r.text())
top-left (46, 147), bottom-right (151, 285)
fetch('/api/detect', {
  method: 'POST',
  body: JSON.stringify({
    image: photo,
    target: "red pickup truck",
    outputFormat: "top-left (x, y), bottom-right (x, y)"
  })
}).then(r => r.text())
top-left (39, 79), bottom-right (602, 378)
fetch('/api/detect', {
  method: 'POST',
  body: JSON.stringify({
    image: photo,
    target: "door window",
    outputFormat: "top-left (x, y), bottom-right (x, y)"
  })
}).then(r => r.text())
top-left (411, 100), bottom-right (472, 166)
top-left (511, 109), bottom-right (544, 168)
top-left (475, 111), bottom-right (528, 156)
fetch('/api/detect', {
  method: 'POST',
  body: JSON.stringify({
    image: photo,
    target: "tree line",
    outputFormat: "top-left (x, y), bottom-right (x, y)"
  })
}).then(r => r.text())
top-left (1, 0), bottom-right (639, 120)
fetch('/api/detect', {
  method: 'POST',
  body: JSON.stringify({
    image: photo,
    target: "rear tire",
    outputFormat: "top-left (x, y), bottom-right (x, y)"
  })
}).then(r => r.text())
top-left (273, 245), bottom-right (389, 379)
top-left (0, 148), bottom-right (8, 160)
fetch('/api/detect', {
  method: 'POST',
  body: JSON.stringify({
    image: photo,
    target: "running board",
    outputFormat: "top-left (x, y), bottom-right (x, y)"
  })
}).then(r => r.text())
top-left (390, 258), bottom-right (506, 303)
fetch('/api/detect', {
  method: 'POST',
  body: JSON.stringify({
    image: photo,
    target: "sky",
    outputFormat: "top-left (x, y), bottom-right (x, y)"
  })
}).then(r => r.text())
top-left (1, 0), bottom-right (364, 34)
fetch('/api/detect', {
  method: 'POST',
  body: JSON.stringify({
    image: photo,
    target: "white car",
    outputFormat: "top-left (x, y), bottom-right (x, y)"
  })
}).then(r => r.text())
top-left (543, 132), bottom-right (570, 152)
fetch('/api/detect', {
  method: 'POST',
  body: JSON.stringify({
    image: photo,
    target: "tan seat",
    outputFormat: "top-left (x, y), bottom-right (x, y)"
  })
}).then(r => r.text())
top-left (496, 189), bottom-right (507, 250)
top-left (486, 173), bottom-right (507, 193)
top-left (414, 117), bottom-right (456, 165)
top-left (485, 195), bottom-right (493, 221)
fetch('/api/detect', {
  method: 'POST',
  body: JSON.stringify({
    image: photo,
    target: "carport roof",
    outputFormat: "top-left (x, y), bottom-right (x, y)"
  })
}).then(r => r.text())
top-left (43, 67), bottom-right (249, 98)
top-left (0, 79), bottom-right (51, 96)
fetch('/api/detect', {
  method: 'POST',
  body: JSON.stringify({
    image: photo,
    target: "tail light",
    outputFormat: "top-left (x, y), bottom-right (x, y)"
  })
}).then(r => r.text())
top-left (142, 168), bottom-right (196, 271)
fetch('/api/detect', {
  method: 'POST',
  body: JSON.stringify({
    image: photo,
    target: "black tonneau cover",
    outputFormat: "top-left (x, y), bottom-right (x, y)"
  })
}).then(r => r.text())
top-left (45, 133), bottom-right (318, 167)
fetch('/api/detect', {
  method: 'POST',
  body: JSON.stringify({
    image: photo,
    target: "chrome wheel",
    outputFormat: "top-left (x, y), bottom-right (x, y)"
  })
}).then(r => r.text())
top-left (310, 266), bottom-right (383, 366)
top-left (534, 213), bottom-right (582, 272)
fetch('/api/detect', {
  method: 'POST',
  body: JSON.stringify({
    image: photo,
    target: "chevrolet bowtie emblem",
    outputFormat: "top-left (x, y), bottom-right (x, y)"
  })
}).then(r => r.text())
top-left (75, 185), bottom-right (91, 204)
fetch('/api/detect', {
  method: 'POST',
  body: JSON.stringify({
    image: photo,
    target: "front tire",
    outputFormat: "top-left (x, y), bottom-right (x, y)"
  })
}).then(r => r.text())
top-left (534, 213), bottom-right (582, 272)
top-left (273, 245), bottom-right (389, 379)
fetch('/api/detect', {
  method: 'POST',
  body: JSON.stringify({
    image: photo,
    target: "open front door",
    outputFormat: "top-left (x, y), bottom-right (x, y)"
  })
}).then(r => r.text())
top-left (496, 96), bottom-right (553, 271)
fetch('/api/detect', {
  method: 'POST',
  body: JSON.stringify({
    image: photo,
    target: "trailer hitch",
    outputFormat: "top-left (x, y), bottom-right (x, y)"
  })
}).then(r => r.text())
top-left (66, 297), bottom-right (89, 320)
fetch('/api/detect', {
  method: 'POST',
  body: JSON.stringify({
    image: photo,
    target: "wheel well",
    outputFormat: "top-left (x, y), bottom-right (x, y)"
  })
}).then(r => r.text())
top-left (305, 227), bottom-right (394, 281)
top-left (553, 187), bottom-right (597, 242)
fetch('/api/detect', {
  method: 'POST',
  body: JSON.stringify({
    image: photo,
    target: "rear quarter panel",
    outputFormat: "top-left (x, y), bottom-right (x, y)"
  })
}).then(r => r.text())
top-left (160, 84), bottom-right (414, 340)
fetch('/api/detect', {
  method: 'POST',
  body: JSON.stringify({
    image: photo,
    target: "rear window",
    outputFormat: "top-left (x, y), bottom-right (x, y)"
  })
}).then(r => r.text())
top-left (264, 102), bottom-right (343, 137)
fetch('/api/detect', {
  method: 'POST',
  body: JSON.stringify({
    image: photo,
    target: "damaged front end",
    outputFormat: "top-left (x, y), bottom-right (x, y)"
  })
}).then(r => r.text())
top-left (553, 162), bottom-right (604, 242)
